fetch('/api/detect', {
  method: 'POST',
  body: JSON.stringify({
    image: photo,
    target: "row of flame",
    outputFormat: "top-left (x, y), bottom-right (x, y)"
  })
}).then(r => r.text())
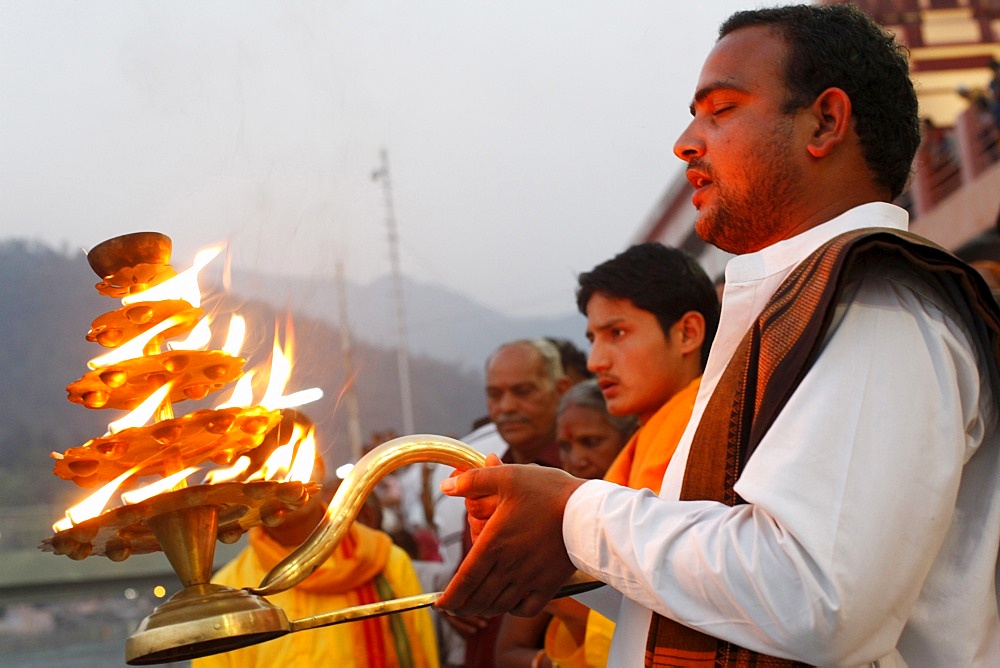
top-left (52, 246), bottom-right (324, 533)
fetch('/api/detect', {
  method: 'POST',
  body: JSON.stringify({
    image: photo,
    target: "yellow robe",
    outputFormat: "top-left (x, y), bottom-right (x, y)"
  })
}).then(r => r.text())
top-left (546, 377), bottom-right (701, 668)
top-left (191, 522), bottom-right (438, 668)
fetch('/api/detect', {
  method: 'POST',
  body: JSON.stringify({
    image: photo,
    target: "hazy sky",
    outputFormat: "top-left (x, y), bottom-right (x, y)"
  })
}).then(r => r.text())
top-left (1, 1), bottom-right (794, 318)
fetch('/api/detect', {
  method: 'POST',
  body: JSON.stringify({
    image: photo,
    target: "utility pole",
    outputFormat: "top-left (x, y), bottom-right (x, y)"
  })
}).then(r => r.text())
top-left (372, 148), bottom-right (415, 435)
top-left (335, 260), bottom-right (364, 461)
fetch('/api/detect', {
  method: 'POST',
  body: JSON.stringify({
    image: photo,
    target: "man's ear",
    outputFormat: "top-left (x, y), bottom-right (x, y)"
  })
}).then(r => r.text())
top-left (675, 311), bottom-right (706, 355)
top-left (806, 87), bottom-right (852, 158)
top-left (555, 376), bottom-right (571, 395)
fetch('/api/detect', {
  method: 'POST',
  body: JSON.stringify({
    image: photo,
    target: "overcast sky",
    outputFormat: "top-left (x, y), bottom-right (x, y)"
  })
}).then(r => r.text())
top-left (1, 1), bottom-right (796, 318)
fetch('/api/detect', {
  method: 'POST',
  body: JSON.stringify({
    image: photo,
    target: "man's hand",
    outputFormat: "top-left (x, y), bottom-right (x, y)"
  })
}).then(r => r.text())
top-left (436, 459), bottom-right (586, 618)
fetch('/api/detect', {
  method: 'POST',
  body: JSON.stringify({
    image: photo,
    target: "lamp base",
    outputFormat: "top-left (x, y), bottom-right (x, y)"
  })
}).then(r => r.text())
top-left (125, 583), bottom-right (289, 665)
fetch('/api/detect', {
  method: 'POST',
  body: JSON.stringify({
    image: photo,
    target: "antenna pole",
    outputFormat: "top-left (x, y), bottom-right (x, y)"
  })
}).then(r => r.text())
top-left (374, 148), bottom-right (415, 435)
top-left (335, 260), bottom-right (365, 461)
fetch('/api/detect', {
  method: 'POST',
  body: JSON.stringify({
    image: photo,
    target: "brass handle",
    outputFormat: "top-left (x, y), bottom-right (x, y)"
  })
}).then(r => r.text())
top-left (290, 575), bottom-right (604, 633)
top-left (251, 434), bottom-right (487, 596)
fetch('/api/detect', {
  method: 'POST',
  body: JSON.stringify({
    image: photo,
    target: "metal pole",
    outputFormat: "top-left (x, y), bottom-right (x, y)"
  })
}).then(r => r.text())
top-left (335, 260), bottom-right (364, 462)
top-left (373, 148), bottom-right (415, 435)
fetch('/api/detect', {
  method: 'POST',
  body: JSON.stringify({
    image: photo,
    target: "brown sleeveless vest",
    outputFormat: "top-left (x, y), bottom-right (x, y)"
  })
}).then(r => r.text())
top-left (645, 228), bottom-right (1000, 667)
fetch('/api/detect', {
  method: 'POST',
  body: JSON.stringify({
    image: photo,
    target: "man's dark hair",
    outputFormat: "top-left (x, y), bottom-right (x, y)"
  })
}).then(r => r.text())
top-left (545, 336), bottom-right (593, 381)
top-left (720, 3), bottom-right (920, 200)
top-left (576, 243), bottom-right (719, 369)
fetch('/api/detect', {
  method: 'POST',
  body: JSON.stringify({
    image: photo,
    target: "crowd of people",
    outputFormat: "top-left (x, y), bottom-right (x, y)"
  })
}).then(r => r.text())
top-left (197, 4), bottom-right (1000, 666)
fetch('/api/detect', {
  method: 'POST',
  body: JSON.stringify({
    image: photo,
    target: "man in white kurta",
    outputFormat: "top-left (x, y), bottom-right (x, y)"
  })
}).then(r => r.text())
top-left (437, 5), bottom-right (1000, 666)
top-left (564, 202), bottom-right (1000, 666)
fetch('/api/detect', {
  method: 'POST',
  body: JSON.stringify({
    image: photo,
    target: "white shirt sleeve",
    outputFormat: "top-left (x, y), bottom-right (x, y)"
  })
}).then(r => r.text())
top-left (563, 269), bottom-right (991, 665)
top-left (571, 582), bottom-right (623, 622)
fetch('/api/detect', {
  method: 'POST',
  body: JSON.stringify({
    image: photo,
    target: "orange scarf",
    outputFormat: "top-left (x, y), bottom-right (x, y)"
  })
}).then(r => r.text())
top-left (604, 377), bottom-right (700, 494)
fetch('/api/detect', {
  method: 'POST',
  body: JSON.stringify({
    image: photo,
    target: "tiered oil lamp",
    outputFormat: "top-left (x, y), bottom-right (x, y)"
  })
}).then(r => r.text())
top-left (38, 231), bottom-right (498, 664)
top-left (37, 232), bottom-right (325, 660)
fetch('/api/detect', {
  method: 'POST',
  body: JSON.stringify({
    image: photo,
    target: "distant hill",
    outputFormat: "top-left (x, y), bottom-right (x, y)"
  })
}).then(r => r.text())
top-left (0, 239), bottom-right (580, 505)
top-left (0, 240), bottom-right (111, 506)
top-left (227, 269), bottom-right (588, 373)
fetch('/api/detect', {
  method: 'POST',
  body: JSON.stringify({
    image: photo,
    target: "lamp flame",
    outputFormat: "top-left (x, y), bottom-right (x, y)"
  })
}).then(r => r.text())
top-left (214, 370), bottom-right (255, 410)
top-left (106, 382), bottom-right (175, 435)
top-left (258, 321), bottom-right (323, 411)
top-left (259, 334), bottom-right (292, 410)
top-left (247, 423), bottom-right (316, 483)
top-left (88, 315), bottom-right (187, 370)
top-left (221, 314), bottom-right (246, 357)
top-left (168, 316), bottom-right (212, 351)
top-left (121, 246), bottom-right (222, 308)
top-left (203, 456), bottom-right (251, 484)
top-left (287, 425), bottom-right (317, 483)
top-left (269, 387), bottom-right (325, 410)
top-left (53, 465), bottom-right (142, 532)
top-left (249, 440), bottom-right (294, 483)
top-left (121, 467), bottom-right (199, 505)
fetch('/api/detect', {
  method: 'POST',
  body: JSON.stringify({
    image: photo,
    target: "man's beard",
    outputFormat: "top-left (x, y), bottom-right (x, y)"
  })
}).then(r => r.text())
top-left (700, 176), bottom-right (797, 254)
top-left (695, 127), bottom-right (801, 254)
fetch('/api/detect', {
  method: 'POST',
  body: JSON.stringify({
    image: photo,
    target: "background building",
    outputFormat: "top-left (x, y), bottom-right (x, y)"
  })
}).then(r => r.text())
top-left (635, 0), bottom-right (1000, 274)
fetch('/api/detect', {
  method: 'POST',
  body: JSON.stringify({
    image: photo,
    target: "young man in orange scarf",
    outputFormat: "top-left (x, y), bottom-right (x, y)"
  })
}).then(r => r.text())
top-left (523, 243), bottom-right (719, 668)
top-left (580, 243), bottom-right (719, 497)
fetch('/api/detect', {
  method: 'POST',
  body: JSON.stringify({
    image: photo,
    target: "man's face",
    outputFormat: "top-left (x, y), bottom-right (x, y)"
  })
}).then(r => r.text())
top-left (485, 344), bottom-right (562, 458)
top-left (586, 293), bottom-right (691, 424)
top-left (673, 26), bottom-right (810, 255)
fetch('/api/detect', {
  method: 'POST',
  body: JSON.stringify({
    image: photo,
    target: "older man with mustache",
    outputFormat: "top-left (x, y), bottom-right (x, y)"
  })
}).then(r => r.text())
top-left (487, 339), bottom-right (571, 467)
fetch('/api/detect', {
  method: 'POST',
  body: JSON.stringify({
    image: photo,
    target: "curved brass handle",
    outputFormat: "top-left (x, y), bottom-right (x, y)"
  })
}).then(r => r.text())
top-left (251, 434), bottom-right (487, 596)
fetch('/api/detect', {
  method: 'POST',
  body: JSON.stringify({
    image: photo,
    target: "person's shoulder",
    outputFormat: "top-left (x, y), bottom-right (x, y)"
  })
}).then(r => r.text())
top-left (460, 422), bottom-right (507, 457)
top-left (842, 250), bottom-right (960, 318)
top-left (813, 228), bottom-right (989, 316)
top-left (461, 421), bottom-right (496, 442)
top-left (837, 249), bottom-right (998, 378)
